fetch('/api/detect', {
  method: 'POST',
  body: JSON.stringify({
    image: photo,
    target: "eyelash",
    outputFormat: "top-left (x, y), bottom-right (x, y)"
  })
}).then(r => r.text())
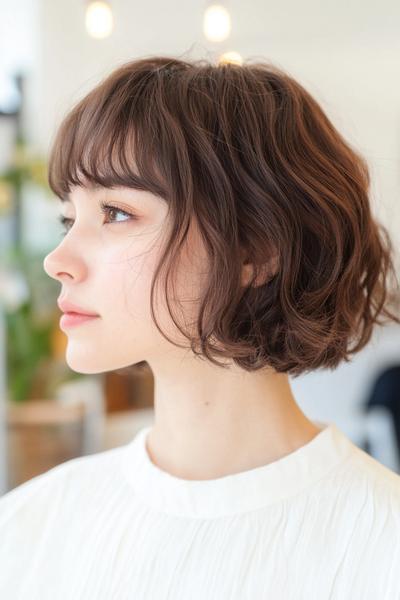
top-left (58, 202), bottom-right (137, 236)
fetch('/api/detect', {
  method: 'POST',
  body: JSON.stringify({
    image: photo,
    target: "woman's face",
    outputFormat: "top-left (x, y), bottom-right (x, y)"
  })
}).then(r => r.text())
top-left (43, 184), bottom-right (206, 374)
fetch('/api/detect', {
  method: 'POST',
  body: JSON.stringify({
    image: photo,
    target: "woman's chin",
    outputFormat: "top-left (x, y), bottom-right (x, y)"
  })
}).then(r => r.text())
top-left (64, 350), bottom-right (107, 375)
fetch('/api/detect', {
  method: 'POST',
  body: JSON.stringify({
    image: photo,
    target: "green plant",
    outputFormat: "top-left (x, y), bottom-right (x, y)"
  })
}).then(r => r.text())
top-left (3, 247), bottom-right (83, 403)
top-left (3, 247), bottom-right (51, 402)
top-left (0, 136), bottom-right (49, 195)
top-left (0, 137), bottom-right (81, 403)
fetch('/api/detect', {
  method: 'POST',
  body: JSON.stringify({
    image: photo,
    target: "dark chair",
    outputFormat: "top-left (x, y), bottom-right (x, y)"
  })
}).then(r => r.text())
top-left (363, 364), bottom-right (400, 461)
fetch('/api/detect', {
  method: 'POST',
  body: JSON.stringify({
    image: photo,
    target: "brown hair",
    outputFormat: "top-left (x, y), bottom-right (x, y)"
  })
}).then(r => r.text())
top-left (47, 55), bottom-right (400, 376)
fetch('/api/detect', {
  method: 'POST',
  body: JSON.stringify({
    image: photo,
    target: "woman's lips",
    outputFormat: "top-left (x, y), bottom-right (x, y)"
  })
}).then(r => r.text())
top-left (59, 312), bottom-right (100, 329)
top-left (57, 298), bottom-right (99, 316)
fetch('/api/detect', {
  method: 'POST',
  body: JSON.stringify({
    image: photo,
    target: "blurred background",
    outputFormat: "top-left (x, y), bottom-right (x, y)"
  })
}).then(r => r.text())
top-left (0, 0), bottom-right (399, 496)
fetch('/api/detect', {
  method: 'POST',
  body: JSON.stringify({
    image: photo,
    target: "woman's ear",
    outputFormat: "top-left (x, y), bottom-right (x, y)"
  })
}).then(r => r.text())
top-left (240, 253), bottom-right (279, 288)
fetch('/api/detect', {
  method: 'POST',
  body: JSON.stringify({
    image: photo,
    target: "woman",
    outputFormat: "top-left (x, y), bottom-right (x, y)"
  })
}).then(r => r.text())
top-left (1, 55), bottom-right (400, 599)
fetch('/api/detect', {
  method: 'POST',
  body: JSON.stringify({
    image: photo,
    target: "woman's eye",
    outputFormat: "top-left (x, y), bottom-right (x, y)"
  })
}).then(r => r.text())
top-left (58, 203), bottom-right (137, 237)
top-left (58, 216), bottom-right (74, 236)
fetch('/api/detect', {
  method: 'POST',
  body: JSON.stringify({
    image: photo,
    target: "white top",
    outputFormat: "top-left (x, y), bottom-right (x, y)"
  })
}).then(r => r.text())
top-left (1, 419), bottom-right (400, 599)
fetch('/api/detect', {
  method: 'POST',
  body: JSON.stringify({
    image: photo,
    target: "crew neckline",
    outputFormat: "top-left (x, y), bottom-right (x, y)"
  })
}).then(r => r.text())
top-left (121, 420), bottom-right (354, 519)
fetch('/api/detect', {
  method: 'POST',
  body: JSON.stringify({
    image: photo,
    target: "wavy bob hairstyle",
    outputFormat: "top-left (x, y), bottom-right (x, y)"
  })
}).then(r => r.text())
top-left (47, 55), bottom-right (400, 376)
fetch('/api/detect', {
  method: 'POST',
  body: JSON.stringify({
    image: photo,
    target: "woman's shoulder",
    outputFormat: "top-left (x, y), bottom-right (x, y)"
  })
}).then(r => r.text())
top-left (320, 444), bottom-right (400, 594)
top-left (317, 440), bottom-right (400, 545)
top-left (0, 443), bottom-right (127, 526)
top-left (342, 441), bottom-right (400, 498)
top-left (0, 444), bottom-right (130, 594)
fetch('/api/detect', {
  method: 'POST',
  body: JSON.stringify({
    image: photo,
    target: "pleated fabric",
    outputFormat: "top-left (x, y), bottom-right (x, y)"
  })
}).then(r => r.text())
top-left (1, 419), bottom-right (400, 599)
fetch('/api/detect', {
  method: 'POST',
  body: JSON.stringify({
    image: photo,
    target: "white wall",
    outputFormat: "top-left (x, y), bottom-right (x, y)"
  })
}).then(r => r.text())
top-left (0, 0), bottom-right (38, 110)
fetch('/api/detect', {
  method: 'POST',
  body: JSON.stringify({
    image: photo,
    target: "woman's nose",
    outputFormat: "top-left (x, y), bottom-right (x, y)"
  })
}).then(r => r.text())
top-left (43, 249), bottom-right (71, 282)
top-left (43, 243), bottom-right (85, 283)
